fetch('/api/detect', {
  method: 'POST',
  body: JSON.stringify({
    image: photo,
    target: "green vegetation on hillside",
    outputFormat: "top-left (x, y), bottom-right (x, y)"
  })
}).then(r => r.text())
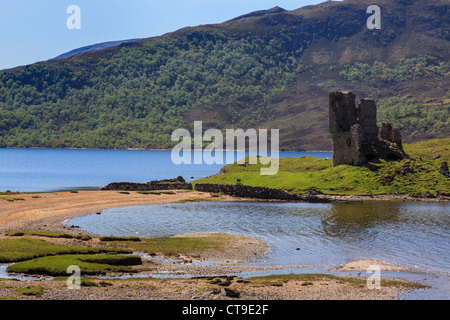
top-left (0, 0), bottom-right (448, 150)
top-left (0, 30), bottom-right (302, 149)
top-left (195, 139), bottom-right (450, 196)
top-left (377, 96), bottom-right (450, 141)
top-left (337, 56), bottom-right (449, 144)
top-left (339, 55), bottom-right (448, 84)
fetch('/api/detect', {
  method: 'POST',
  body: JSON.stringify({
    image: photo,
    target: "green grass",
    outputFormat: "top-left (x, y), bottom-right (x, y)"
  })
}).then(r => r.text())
top-left (0, 196), bottom-right (25, 202)
top-left (15, 285), bottom-right (46, 298)
top-left (7, 231), bottom-right (92, 241)
top-left (6, 254), bottom-right (142, 276)
top-left (246, 273), bottom-right (428, 289)
top-left (210, 193), bottom-right (222, 197)
top-left (195, 139), bottom-right (450, 196)
top-left (136, 191), bottom-right (176, 195)
top-left (115, 233), bottom-right (232, 255)
top-left (0, 191), bottom-right (21, 195)
top-left (1, 233), bottom-right (237, 277)
top-left (0, 238), bottom-right (131, 263)
top-left (7, 231), bottom-right (74, 238)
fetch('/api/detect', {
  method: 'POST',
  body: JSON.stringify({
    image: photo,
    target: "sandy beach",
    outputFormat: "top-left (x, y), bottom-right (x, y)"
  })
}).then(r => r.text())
top-left (0, 190), bottom-right (236, 234)
top-left (0, 190), bottom-right (429, 300)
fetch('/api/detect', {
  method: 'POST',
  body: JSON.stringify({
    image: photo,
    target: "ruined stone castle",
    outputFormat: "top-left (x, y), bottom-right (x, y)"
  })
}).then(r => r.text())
top-left (329, 91), bottom-right (405, 166)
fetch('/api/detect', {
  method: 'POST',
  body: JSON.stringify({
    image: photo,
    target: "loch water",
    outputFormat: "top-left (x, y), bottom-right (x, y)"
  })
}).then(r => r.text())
top-left (0, 148), bottom-right (330, 192)
top-left (69, 200), bottom-right (450, 299)
top-left (0, 148), bottom-right (448, 299)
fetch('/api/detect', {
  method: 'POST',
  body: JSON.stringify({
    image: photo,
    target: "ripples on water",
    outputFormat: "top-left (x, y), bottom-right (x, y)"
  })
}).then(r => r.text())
top-left (65, 200), bottom-right (450, 299)
top-left (69, 201), bottom-right (449, 273)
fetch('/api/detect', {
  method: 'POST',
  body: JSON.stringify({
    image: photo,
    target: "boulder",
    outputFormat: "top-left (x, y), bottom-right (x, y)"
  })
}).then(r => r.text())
top-left (440, 161), bottom-right (449, 177)
top-left (224, 288), bottom-right (241, 298)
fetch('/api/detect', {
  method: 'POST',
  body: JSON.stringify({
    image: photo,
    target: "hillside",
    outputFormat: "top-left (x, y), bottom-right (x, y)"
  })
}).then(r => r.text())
top-left (50, 39), bottom-right (142, 60)
top-left (0, 0), bottom-right (448, 150)
top-left (194, 138), bottom-right (450, 196)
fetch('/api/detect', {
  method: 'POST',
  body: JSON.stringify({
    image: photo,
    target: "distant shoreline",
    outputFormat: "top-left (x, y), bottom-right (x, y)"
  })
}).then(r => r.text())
top-left (0, 146), bottom-right (333, 152)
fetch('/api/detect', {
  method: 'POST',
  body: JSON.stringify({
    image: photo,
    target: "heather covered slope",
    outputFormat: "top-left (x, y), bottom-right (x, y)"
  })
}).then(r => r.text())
top-left (0, 0), bottom-right (448, 150)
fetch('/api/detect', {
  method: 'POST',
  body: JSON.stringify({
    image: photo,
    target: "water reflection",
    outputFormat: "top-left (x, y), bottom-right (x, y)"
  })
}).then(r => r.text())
top-left (321, 201), bottom-right (401, 240)
top-left (68, 200), bottom-right (449, 274)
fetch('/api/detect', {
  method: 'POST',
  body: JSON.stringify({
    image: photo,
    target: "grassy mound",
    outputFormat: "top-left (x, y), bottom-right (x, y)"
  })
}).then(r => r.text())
top-left (0, 238), bottom-right (131, 263)
top-left (6, 254), bottom-right (141, 276)
top-left (7, 231), bottom-right (75, 239)
top-left (1, 233), bottom-right (248, 277)
top-left (119, 234), bottom-right (229, 255)
top-left (195, 139), bottom-right (449, 196)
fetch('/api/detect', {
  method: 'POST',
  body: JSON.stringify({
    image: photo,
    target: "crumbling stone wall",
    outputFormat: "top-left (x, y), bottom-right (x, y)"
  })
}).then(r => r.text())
top-left (358, 99), bottom-right (378, 144)
top-left (194, 183), bottom-right (331, 203)
top-left (101, 182), bottom-right (193, 191)
top-left (379, 122), bottom-right (403, 148)
top-left (329, 91), bottom-right (366, 166)
top-left (329, 91), bottom-right (404, 166)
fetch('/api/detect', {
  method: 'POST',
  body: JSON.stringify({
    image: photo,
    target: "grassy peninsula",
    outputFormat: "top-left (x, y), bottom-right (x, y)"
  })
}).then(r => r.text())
top-left (195, 138), bottom-right (450, 197)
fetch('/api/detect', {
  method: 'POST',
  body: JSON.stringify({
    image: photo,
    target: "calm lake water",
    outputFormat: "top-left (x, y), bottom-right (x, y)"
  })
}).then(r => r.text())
top-left (0, 148), bottom-right (331, 192)
top-left (68, 201), bottom-right (450, 299)
top-left (1, 148), bottom-right (448, 299)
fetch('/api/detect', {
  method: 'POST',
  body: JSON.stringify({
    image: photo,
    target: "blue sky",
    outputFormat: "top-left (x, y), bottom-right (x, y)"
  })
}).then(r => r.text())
top-left (0, 0), bottom-right (324, 70)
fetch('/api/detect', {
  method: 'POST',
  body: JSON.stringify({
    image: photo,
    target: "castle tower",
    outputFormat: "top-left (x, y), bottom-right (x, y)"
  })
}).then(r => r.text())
top-left (329, 91), bottom-right (404, 166)
top-left (357, 99), bottom-right (378, 144)
top-left (329, 91), bottom-right (364, 166)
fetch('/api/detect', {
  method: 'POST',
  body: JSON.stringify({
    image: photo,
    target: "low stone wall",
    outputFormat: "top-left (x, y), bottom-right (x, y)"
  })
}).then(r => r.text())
top-left (101, 182), bottom-right (193, 191)
top-left (194, 183), bottom-right (331, 203)
top-left (101, 181), bottom-right (331, 203)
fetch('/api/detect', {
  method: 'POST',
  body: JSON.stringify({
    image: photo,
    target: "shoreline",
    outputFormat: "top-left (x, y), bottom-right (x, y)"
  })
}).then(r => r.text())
top-left (0, 190), bottom-right (240, 234)
top-left (314, 193), bottom-right (450, 203)
top-left (0, 189), bottom-right (436, 300)
top-left (1, 189), bottom-right (447, 236)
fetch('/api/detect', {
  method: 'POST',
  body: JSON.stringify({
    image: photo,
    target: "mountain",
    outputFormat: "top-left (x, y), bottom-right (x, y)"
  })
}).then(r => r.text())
top-left (50, 39), bottom-right (142, 60)
top-left (0, 0), bottom-right (448, 150)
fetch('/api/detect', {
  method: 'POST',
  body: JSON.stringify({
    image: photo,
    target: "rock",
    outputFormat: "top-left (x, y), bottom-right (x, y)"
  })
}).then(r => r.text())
top-left (102, 181), bottom-right (192, 191)
top-left (149, 176), bottom-right (185, 184)
top-left (209, 278), bottom-right (222, 285)
top-left (224, 288), bottom-right (240, 298)
top-left (217, 279), bottom-right (232, 287)
top-left (211, 288), bottom-right (221, 295)
top-left (236, 279), bottom-right (250, 283)
top-left (440, 161), bottom-right (449, 177)
top-left (432, 154), bottom-right (441, 160)
top-left (379, 122), bottom-right (402, 146)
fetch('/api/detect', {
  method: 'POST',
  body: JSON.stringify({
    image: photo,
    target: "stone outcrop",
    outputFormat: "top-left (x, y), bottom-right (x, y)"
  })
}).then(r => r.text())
top-left (101, 182), bottom-right (193, 191)
top-left (379, 122), bottom-right (403, 147)
top-left (148, 176), bottom-right (186, 183)
top-left (440, 161), bottom-right (449, 177)
top-left (194, 183), bottom-right (331, 203)
top-left (101, 181), bottom-right (336, 203)
top-left (329, 91), bottom-right (405, 166)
